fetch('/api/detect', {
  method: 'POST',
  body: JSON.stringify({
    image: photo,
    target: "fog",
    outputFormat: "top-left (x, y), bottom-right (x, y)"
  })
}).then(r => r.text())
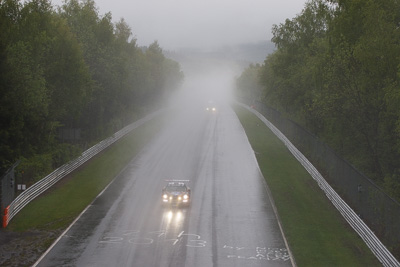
top-left (51, 0), bottom-right (307, 50)
top-left (167, 56), bottom-right (242, 115)
top-left (50, 0), bottom-right (308, 113)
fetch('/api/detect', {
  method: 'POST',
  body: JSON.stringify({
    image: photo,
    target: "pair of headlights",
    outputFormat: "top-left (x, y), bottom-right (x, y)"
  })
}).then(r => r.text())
top-left (163, 194), bottom-right (189, 200)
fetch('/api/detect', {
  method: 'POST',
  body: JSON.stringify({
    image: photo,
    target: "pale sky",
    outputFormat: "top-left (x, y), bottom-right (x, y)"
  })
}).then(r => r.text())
top-left (51, 0), bottom-right (307, 50)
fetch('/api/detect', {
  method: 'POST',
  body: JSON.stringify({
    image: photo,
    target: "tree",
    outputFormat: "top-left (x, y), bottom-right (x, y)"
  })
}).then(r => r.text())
top-left (0, 0), bottom-right (53, 168)
top-left (256, 0), bottom-right (400, 200)
top-left (236, 63), bottom-right (263, 101)
top-left (0, 0), bottom-right (184, 180)
top-left (319, 0), bottom-right (400, 180)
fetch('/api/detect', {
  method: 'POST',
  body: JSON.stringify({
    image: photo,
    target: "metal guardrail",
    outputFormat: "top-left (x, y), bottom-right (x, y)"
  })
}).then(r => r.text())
top-left (3, 110), bottom-right (162, 227)
top-left (239, 103), bottom-right (400, 267)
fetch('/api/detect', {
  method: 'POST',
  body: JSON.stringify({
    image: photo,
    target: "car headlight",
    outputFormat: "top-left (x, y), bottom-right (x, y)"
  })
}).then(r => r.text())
top-left (178, 196), bottom-right (182, 201)
top-left (183, 194), bottom-right (188, 200)
top-left (163, 194), bottom-right (168, 199)
top-left (212, 107), bottom-right (216, 111)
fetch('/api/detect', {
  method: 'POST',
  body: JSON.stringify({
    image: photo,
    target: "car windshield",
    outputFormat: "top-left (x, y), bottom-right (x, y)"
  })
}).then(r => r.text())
top-left (165, 185), bottom-right (186, 192)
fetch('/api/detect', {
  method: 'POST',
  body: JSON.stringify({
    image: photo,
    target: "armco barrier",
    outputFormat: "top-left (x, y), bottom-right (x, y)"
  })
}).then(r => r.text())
top-left (238, 103), bottom-right (400, 267)
top-left (3, 110), bottom-right (162, 227)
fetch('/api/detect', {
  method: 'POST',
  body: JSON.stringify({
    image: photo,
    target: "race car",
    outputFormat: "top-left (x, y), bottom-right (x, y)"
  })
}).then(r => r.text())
top-left (205, 100), bottom-right (217, 112)
top-left (206, 106), bottom-right (216, 112)
top-left (162, 180), bottom-right (191, 206)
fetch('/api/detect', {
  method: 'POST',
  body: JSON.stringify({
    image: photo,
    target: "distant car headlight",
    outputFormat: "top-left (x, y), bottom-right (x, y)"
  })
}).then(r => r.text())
top-left (163, 194), bottom-right (168, 199)
top-left (212, 107), bottom-right (216, 111)
top-left (183, 194), bottom-right (188, 200)
top-left (178, 196), bottom-right (182, 201)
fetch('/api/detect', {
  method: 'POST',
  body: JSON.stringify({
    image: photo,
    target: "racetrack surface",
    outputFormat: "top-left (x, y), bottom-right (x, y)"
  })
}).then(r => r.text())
top-left (35, 102), bottom-right (293, 267)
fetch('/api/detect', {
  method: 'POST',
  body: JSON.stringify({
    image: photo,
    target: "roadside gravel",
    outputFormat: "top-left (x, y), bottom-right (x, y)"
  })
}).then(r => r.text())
top-left (0, 229), bottom-right (60, 267)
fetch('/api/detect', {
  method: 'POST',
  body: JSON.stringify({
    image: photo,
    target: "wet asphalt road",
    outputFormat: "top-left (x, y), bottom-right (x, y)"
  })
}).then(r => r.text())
top-left (35, 102), bottom-right (293, 267)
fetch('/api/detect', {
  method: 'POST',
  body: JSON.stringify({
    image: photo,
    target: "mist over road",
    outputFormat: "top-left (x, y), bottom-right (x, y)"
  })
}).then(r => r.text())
top-left (36, 63), bottom-right (292, 267)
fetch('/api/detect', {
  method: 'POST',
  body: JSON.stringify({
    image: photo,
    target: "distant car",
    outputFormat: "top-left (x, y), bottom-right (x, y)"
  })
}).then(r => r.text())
top-left (162, 180), bottom-right (191, 206)
top-left (206, 101), bottom-right (217, 112)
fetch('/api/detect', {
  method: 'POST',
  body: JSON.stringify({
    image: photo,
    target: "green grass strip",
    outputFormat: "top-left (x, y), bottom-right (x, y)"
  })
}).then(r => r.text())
top-left (233, 104), bottom-right (380, 266)
top-left (7, 114), bottom-right (165, 232)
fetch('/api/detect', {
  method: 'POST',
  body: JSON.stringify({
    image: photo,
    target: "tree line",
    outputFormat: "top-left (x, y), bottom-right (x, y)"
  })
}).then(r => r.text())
top-left (236, 0), bottom-right (400, 202)
top-left (0, 0), bottom-right (183, 183)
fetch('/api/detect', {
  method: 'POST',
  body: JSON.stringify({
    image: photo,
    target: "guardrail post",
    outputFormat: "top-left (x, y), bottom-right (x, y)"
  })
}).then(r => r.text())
top-left (2, 206), bottom-right (9, 228)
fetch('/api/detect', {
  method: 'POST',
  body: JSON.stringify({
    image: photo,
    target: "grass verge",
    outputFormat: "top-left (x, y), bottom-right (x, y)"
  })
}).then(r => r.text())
top-left (233, 104), bottom-right (380, 266)
top-left (6, 114), bottom-right (165, 232)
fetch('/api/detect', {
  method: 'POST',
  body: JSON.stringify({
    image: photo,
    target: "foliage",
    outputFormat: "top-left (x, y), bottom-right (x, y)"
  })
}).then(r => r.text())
top-left (0, 0), bottom-right (183, 182)
top-left (235, 63), bottom-right (263, 101)
top-left (236, 0), bottom-right (400, 201)
top-left (18, 155), bottom-right (53, 185)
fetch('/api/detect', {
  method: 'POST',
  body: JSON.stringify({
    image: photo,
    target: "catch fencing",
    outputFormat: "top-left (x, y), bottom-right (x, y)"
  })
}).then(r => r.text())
top-left (2, 110), bottom-right (162, 228)
top-left (239, 101), bottom-right (400, 266)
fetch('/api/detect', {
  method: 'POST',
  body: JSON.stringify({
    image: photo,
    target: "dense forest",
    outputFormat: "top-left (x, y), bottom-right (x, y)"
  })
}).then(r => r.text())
top-left (236, 0), bottom-right (400, 202)
top-left (0, 0), bottom-right (184, 183)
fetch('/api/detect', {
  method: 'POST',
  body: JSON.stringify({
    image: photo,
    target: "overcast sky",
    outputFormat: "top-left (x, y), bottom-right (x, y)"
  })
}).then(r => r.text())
top-left (51, 0), bottom-right (307, 50)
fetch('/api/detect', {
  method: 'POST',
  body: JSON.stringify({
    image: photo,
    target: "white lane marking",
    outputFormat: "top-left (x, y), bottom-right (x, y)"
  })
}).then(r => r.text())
top-left (177, 231), bottom-right (184, 238)
top-left (128, 238), bottom-right (153, 245)
top-left (186, 239), bottom-right (206, 248)
top-left (223, 245), bottom-right (291, 261)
